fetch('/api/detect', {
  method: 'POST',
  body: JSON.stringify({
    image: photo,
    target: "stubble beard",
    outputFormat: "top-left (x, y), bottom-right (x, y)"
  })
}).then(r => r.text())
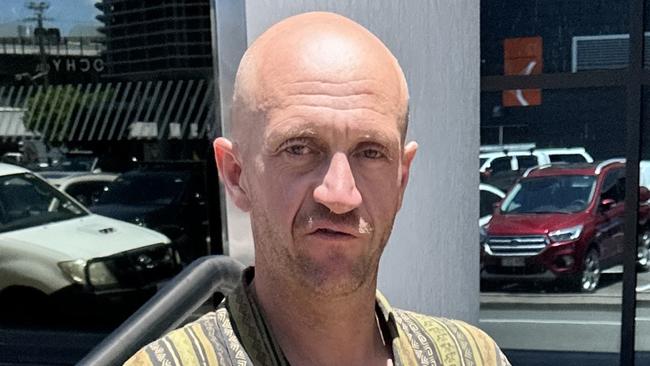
top-left (250, 206), bottom-right (394, 299)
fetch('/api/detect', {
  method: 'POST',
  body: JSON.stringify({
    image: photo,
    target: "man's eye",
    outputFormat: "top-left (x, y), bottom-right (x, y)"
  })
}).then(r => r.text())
top-left (361, 149), bottom-right (385, 159)
top-left (285, 144), bottom-right (312, 155)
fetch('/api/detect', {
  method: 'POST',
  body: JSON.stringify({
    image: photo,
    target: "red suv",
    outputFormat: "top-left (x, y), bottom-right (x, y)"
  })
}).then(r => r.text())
top-left (481, 159), bottom-right (650, 292)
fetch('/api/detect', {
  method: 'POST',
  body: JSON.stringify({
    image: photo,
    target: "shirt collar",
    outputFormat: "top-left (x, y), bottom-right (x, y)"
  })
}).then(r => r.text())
top-left (226, 267), bottom-right (414, 366)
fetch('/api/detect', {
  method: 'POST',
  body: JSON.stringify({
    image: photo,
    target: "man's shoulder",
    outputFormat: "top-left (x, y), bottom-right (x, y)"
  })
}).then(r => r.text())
top-left (390, 308), bottom-right (511, 366)
top-left (392, 308), bottom-right (493, 342)
top-left (123, 307), bottom-right (240, 366)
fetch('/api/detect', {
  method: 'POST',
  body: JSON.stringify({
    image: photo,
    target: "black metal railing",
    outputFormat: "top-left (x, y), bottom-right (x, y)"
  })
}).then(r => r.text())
top-left (77, 255), bottom-right (244, 366)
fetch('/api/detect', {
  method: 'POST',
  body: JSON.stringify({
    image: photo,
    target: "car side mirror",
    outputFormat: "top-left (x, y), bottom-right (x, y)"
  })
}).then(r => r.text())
top-left (600, 198), bottom-right (616, 211)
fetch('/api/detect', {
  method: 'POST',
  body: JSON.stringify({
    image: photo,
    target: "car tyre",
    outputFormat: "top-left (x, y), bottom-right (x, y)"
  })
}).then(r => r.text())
top-left (572, 248), bottom-right (601, 293)
top-left (637, 230), bottom-right (650, 272)
top-left (0, 287), bottom-right (51, 326)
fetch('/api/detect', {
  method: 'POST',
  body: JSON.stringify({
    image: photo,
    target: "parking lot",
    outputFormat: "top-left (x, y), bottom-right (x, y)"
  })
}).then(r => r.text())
top-left (480, 266), bottom-right (650, 355)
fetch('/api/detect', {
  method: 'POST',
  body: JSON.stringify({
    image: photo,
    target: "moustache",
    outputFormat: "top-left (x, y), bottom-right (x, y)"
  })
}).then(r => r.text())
top-left (295, 204), bottom-right (373, 234)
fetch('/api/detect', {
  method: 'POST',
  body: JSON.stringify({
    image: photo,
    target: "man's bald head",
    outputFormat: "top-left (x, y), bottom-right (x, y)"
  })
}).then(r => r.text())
top-left (230, 12), bottom-right (409, 146)
top-left (213, 12), bottom-right (419, 299)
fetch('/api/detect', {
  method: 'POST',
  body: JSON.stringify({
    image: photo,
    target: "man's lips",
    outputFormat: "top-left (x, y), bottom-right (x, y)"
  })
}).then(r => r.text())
top-left (307, 222), bottom-right (359, 238)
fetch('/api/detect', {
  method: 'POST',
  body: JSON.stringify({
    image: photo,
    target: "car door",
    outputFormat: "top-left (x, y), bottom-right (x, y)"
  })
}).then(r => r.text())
top-left (65, 180), bottom-right (113, 207)
top-left (596, 169), bottom-right (625, 263)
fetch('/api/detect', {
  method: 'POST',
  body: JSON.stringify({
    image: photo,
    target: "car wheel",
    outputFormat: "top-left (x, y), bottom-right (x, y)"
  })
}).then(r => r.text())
top-left (637, 230), bottom-right (650, 272)
top-left (575, 249), bottom-right (601, 293)
top-left (0, 287), bottom-right (50, 326)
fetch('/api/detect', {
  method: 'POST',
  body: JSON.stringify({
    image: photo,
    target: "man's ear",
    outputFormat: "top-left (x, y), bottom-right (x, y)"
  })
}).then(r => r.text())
top-left (213, 137), bottom-right (251, 212)
top-left (397, 141), bottom-right (418, 210)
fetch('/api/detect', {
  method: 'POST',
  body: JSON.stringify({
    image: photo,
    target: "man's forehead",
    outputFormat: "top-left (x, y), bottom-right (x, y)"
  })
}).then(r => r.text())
top-left (259, 78), bottom-right (398, 115)
top-left (231, 12), bottom-right (409, 142)
top-left (262, 116), bottom-right (402, 149)
top-left (256, 40), bottom-right (402, 106)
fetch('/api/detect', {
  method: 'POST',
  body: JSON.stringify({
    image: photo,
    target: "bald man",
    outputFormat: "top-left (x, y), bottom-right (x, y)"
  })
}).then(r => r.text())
top-left (125, 12), bottom-right (510, 366)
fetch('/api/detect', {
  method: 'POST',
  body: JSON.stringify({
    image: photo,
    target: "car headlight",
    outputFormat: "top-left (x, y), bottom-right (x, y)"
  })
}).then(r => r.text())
top-left (58, 259), bottom-right (87, 285)
top-left (548, 224), bottom-right (583, 242)
top-left (58, 259), bottom-right (119, 287)
top-left (87, 261), bottom-right (119, 287)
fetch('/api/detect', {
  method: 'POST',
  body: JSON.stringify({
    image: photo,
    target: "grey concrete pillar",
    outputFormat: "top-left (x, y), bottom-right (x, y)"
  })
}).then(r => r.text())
top-left (213, 0), bottom-right (480, 323)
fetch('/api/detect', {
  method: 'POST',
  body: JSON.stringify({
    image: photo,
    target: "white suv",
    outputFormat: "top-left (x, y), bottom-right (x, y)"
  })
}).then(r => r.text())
top-left (480, 147), bottom-right (594, 174)
top-left (479, 147), bottom-right (594, 191)
top-left (0, 163), bottom-right (180, 322)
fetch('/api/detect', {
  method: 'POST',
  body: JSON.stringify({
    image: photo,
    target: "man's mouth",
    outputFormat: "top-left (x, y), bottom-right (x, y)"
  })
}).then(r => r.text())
top-left (306, 223), bottom-right (360, 240)
top-left (313, 228), bottom-right (354, 237)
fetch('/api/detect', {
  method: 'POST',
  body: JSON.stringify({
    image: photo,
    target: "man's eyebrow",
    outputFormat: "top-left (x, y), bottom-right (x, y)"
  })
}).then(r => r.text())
top-left (357, 130), bottom-right (395, 145)
top-left (263, 121), bottom-right (400, 150)
top-left (264, 123), bottom-right (318, 148)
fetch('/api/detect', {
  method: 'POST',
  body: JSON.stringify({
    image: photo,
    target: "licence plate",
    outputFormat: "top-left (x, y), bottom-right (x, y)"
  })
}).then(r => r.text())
top-left (501, 257), bottom-right (525, 267)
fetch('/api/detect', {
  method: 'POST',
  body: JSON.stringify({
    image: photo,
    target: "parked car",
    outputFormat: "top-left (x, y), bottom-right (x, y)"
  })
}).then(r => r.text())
top-left (0, 163), bottom-right (181, 323)
top-left (1, 152), bottom-right (25, 166)
top-left (480, 146), bottom-right (594, 191)
top-left (481, 159), bottom-right (650, 292)
top-left (54, 173), bottom-right (118, 207)
top-left (32, 150), bottom-right (102, 183)
top-left (90, 161), bottom-right (210, 264)
top-left (480, 183), bottom-right (505, 227)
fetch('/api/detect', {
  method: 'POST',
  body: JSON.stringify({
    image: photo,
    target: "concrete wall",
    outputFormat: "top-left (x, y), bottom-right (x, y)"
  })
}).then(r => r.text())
top-left (214, 0), bottom-right (480, 323)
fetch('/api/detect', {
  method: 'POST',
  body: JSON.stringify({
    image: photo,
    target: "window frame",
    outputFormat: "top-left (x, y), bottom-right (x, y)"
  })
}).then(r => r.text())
top-left (480, 1), bottom-right (645, 363)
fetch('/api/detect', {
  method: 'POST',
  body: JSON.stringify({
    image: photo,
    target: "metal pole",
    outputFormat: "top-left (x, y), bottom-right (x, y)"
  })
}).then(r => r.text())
top-left (620, 0), bottom-right (645, 365)
top-left (26, 1), bottom-right (50, 87)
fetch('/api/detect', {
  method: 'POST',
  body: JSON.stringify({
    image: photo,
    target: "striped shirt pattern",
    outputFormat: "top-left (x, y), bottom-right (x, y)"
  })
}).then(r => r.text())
top-left (125, 269), bottom-right (510, 366)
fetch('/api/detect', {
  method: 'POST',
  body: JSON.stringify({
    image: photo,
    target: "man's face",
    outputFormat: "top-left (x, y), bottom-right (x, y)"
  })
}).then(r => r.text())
top-left (216, 27), bottom-right (417, 297)
top-left (236, 66), bottom-right (415, 296)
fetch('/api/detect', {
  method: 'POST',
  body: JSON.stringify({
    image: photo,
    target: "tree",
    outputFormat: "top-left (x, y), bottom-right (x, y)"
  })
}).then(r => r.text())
top-left (23, 84), bottom-right (113, 145)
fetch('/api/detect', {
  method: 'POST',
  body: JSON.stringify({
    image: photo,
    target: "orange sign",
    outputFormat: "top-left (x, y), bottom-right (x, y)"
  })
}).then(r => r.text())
top-left (502, 36), bottom-right (542, 107)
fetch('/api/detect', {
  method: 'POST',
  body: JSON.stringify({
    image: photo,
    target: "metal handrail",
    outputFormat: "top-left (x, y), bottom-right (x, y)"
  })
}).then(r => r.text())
top-left (77, 255), bottom-right (244, 366)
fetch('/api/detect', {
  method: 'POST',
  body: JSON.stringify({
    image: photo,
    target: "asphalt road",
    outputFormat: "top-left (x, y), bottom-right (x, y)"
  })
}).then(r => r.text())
top-left (481, 265), bottom-right (650, 297)
top-left (480, 266), bottom-right (650, 361)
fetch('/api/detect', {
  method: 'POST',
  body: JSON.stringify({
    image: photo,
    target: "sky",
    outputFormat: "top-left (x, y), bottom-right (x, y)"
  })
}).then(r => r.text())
top-left (0, 0), bottom-right (101, 35)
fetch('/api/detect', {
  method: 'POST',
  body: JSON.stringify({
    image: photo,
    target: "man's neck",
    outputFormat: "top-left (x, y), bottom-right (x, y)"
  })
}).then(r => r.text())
top-left (253, 270), bottom-right (392, 366)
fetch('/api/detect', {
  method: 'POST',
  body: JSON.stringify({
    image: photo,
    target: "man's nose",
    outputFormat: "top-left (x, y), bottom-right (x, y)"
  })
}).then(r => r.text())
top-left (313, 152), bottom-right (362, 214)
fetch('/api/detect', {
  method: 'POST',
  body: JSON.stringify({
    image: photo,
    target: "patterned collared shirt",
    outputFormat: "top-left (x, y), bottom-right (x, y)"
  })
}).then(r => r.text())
top-left (125, 269), bottom-right (510, 366)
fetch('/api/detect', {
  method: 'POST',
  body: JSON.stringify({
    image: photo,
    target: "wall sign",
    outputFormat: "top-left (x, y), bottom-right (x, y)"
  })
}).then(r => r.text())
top-left (50, 57), bottom-right (105, 73)
top-left (502, 36), bottom-right (543, 107)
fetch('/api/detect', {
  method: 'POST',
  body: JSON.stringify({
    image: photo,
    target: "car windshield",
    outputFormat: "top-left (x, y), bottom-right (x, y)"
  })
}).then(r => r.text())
top-left (45, 155), bottom-right (97, 172)
top-left (97, 171), bottom-right (189, 206)
top-left (500, 175), bottom-right (596, 214)
top-left (0, 173), bottom-right (87, 233)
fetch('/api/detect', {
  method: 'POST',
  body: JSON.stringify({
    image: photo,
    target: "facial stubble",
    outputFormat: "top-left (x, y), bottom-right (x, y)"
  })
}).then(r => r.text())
top-left (250, 200), bottom-right (395, 298)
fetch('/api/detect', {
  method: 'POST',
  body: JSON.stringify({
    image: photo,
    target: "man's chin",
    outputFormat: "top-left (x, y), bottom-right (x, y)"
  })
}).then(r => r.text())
top-left (296, 258), bottom-right (370, 297)
top-left (308, 276), bottom-right (366, 298)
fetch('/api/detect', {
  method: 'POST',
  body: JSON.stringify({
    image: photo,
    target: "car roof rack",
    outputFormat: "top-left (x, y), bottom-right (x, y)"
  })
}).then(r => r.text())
top-left (479, 143), bottom-right (536, 154)
top-left (595, 158), bottom-right (625, 174)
